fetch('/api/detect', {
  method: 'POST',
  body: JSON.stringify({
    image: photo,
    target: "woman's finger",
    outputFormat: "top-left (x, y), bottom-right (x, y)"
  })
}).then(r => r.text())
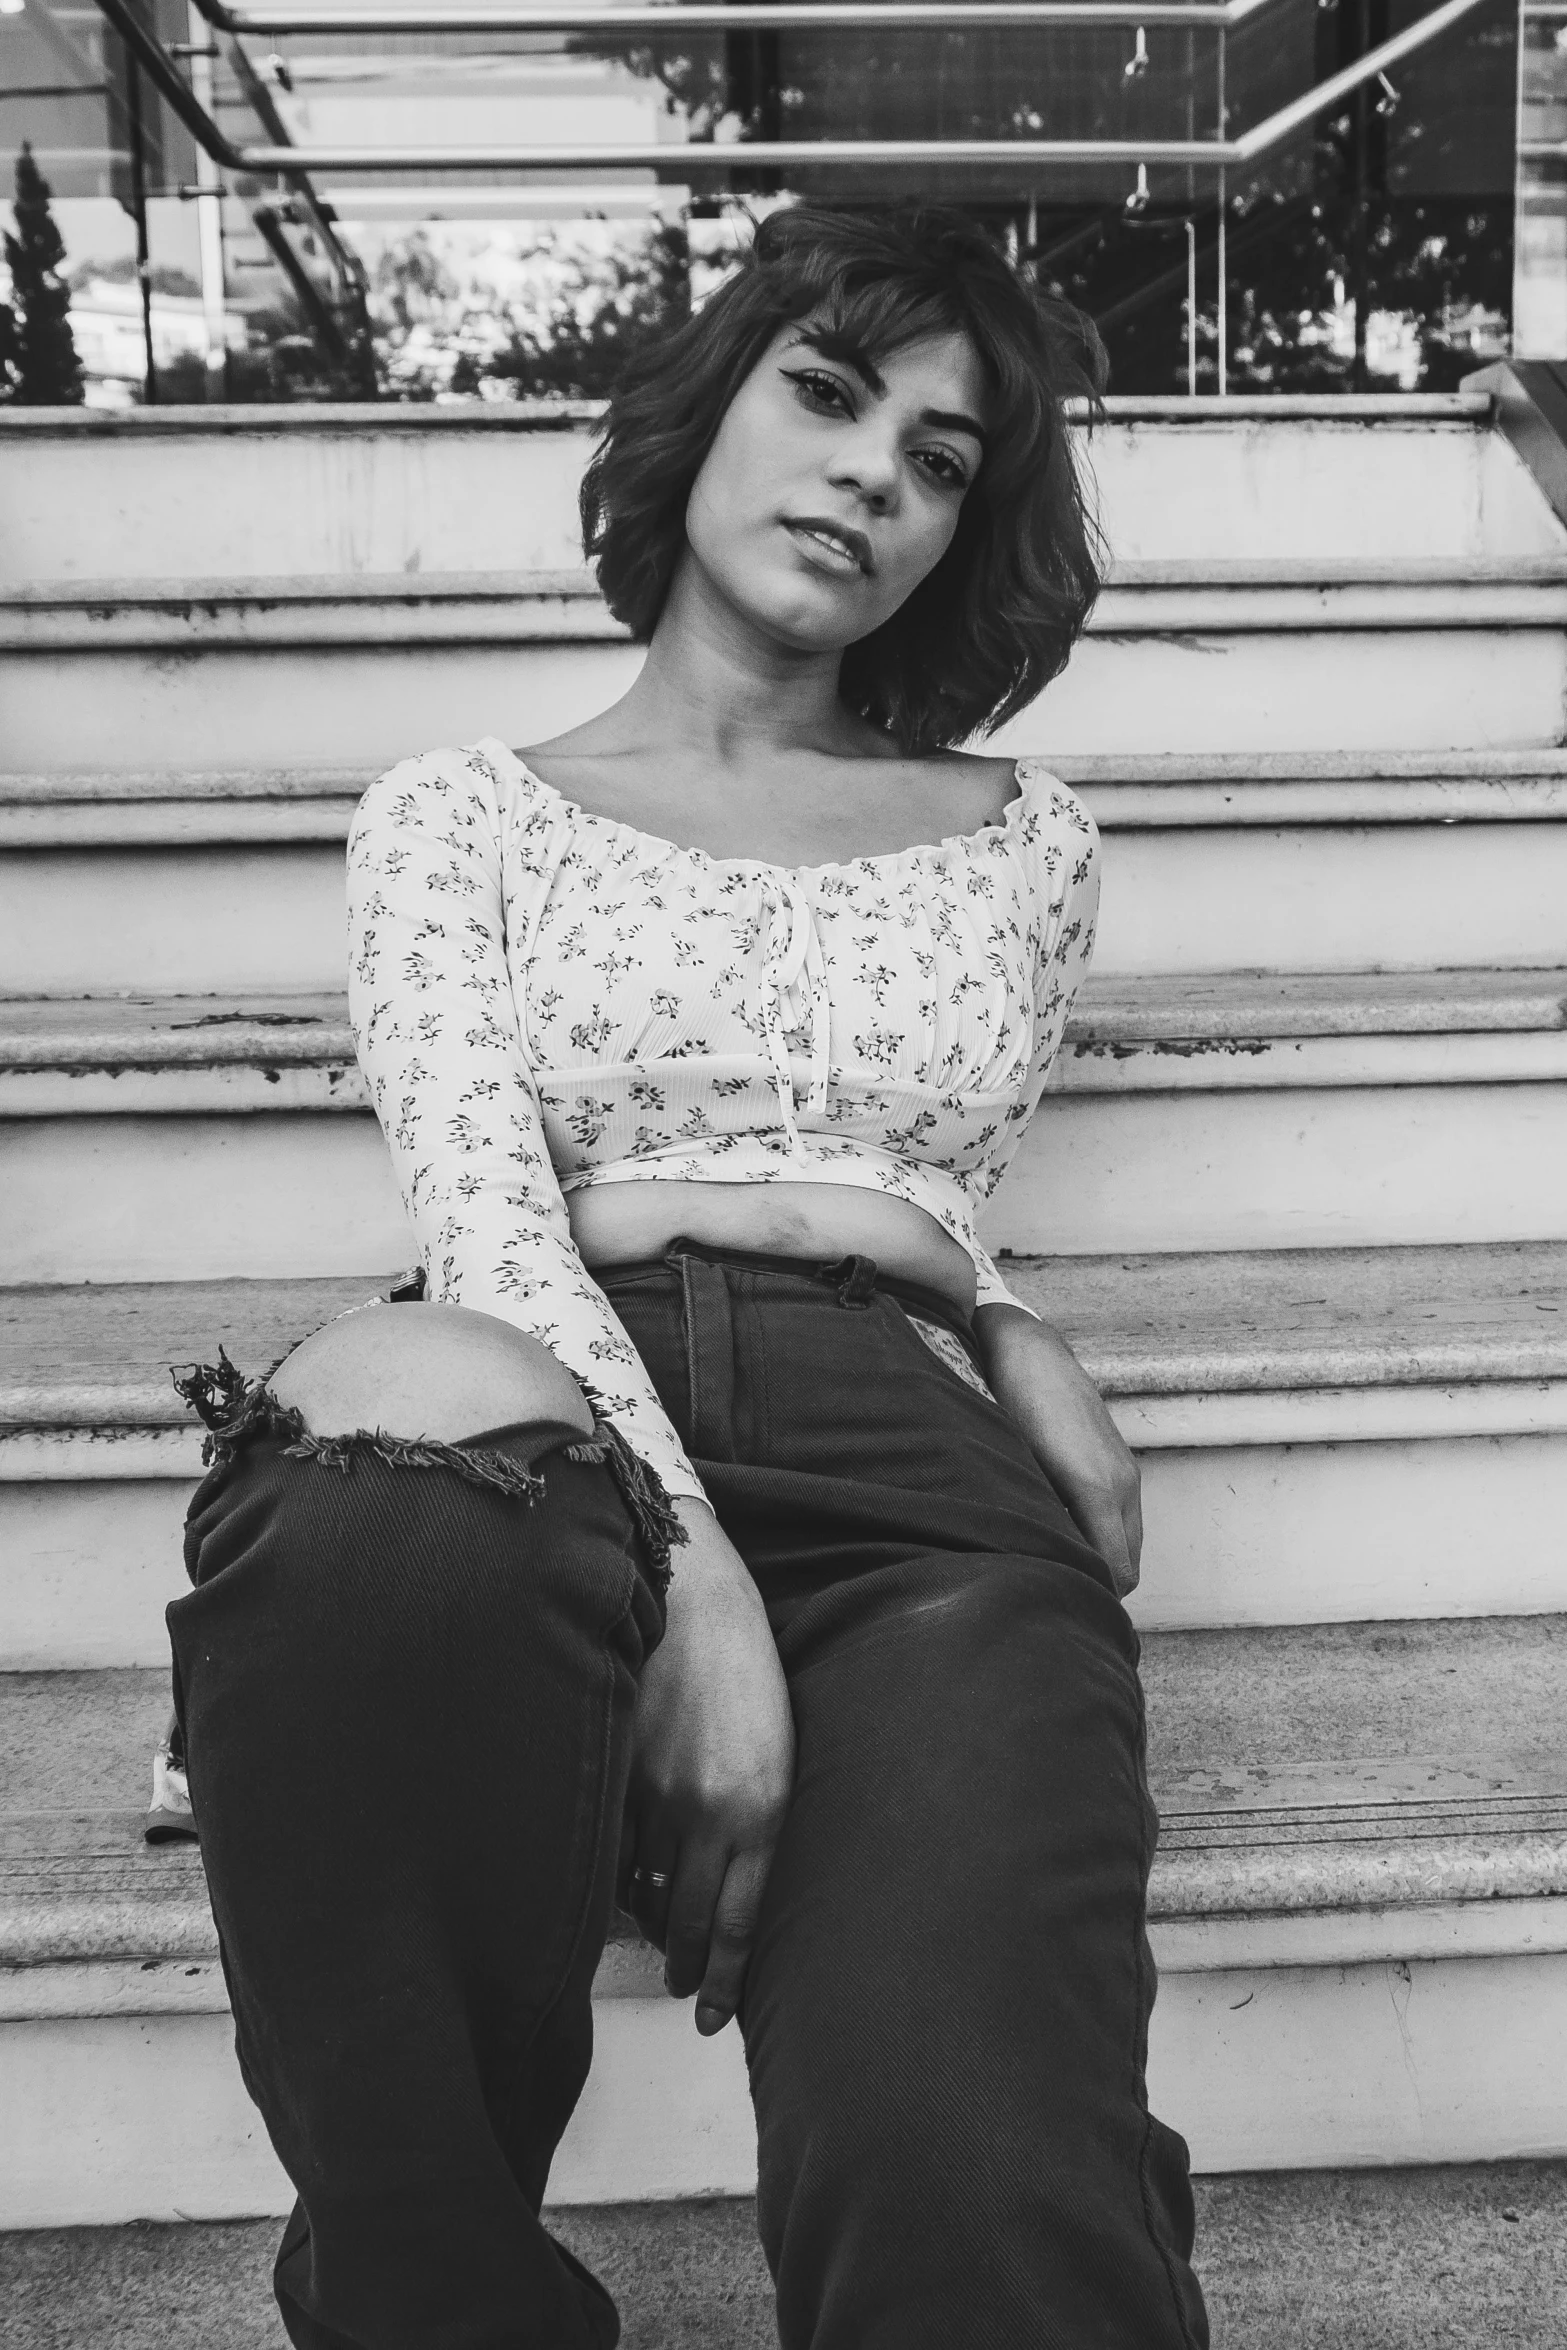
top-left (1065, 1479), bottom-right (1135, 1597)
top-left (693, 1843), bottom-right (775, 2035)
top-left (660, 1832), bottom-right (729, 2000)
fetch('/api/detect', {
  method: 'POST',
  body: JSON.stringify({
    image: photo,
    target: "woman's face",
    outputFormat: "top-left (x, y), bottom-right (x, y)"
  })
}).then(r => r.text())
top-left (681, 316), bottom-right (991, 652)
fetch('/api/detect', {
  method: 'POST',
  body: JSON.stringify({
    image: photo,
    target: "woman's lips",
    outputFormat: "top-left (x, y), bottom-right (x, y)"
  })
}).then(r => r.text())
top-left (784, 520), bottom-right (871, 577)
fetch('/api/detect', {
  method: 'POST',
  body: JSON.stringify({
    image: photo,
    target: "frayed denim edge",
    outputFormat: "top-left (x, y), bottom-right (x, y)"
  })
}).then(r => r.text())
top-left (170, 1347), bottom-right (685, 1591)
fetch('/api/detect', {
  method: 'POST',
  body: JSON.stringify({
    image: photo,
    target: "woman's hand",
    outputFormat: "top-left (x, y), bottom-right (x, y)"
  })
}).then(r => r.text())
top-left (974, 1303), bottom-right (1143, 1598)
top-left (619, 1499), bottom-right (796, 2035)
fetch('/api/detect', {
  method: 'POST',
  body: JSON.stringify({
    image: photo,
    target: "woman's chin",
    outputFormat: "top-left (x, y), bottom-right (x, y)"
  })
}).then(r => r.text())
top-left (737, 575), bottom-right (883, 655)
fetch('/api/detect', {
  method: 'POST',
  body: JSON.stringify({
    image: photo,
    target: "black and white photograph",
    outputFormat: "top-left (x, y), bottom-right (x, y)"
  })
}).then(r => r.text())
top-left (1, 0), bottom-right (1564, 2341)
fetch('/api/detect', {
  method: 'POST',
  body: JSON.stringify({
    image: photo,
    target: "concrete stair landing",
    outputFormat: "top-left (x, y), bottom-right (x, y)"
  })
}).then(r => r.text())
top-left (4, 2167), bottom-right (1567, 2350)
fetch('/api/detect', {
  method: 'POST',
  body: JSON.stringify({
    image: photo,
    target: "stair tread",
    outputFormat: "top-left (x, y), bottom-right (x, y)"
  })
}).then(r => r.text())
top-left (3, 969), bottom-right (1563, 1071)
top-left (4, 1621), bottom-right (1565, 1964)
top-left (0, 390), bottom-right (1495, 436)
top-left (0, 1275), bottom-right (382, 1423)
top-left (13, 555), bottom-right (1567, 609)
top-left (3, 1243), bottom-right (1564, 1428)
top-left (12, 746), bottom-right (1567, 805)
top-left (7, 560), bottom-right (1567, 666)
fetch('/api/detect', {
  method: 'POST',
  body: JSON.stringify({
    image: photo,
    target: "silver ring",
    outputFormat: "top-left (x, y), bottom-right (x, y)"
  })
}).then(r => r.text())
top-left (632, 1867), bottom-right (672, 1891)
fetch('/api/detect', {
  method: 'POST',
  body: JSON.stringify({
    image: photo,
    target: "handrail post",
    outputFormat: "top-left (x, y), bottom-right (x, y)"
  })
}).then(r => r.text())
top-left (187, 0), bottom-right (230, 398)
top-left (1216, 23), bottom-right (1227, 394)
top-left (1185, 214), bottom-right (1197, 396)
top-left (122, 10), bottom-right (158, 405)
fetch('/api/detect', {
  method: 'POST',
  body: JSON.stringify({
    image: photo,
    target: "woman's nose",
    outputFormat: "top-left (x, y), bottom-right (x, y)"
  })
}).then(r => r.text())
top-left (825, 430), bottom-right (899, 506)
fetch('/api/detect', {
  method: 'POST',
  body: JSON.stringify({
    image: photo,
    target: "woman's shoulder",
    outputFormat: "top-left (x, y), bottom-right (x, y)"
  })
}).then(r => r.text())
top-left (924, 747), bottom-right (1092, 829)
top-left (365, 737), bottom-right (528, 800)
top-left (354, 739), bottom-right (552, 840)
top-left (1007, 755), bottom-right (1098, 840)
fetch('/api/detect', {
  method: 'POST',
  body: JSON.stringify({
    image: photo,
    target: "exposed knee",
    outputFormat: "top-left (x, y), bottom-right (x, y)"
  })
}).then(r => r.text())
top-left (269, 1300), bottom-right (596, 1447)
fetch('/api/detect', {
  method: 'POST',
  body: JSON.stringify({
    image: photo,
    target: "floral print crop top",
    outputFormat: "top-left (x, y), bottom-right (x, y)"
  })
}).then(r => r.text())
top-left (347, 736), bottom-right (1101, 1505)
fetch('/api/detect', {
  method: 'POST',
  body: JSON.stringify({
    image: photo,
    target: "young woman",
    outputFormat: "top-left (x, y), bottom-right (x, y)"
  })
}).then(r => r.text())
top-left (168, 204), bottom-right (1208, 2350)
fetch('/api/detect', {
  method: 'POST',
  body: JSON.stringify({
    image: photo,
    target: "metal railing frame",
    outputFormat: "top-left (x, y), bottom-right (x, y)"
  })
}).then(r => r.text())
top-left (88, 0), bottom-right (1496, 400)
top-left (99, 0), bottom-right (1490, 176)
top-left (193, 1), bottom-right (1276, 30)
top-left (223, 0), bottom-right (1492, 172)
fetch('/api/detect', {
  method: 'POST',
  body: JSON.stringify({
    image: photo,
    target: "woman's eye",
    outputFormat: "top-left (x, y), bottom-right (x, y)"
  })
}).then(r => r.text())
top-left (917, 449), bottom-right (969, 489)
top-left (788, 368), bottom-right (853, 413)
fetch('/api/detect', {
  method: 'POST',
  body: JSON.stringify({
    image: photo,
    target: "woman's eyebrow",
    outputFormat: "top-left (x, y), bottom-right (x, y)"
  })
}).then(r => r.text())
top-left (920, 406), bottom-right (988, 449)
top-left (789, 330), bottom-right (989, 449)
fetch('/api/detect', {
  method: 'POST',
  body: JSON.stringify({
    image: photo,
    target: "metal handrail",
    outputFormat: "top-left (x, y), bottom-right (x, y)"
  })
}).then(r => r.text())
top-left (94, 0), bottom-right (251, 172)
top-left (90, 0), bottom-right (376, 382)
top-left (191, 0), bottom-right (1273, 31)
top-left (211, 0), bottom-right (1488, 173)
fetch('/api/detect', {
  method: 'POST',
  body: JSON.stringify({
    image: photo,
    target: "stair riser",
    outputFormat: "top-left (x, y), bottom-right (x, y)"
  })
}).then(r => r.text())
top-left (4, 626), bottom-right (1565, 777)
top-left (6, 1433), bottom-right (1564, 1669)
top-left (5, 823), bottom-right (1563, 996)
top-left (1097, 823), bottom-right (1567, 977)
top-left (5, 1086), bottom-right (1564, 1285)
top-left (4, 1949), bottom-right (1564, 2227)
top-left (4, 416), bottom-right (1560, 581)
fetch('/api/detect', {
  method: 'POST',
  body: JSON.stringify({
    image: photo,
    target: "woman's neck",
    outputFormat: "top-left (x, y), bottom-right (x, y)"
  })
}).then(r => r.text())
top-left (605, 549), bottom-right (888, 770)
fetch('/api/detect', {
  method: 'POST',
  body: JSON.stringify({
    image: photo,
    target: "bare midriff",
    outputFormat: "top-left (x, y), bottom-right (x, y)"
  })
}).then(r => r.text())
top-left (568, 1181), bottom-right (979, 1316)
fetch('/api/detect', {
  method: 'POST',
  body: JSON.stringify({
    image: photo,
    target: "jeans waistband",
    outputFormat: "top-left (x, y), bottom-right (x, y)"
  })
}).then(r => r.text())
top-left (593, 1236), bottom-right (978, 1351)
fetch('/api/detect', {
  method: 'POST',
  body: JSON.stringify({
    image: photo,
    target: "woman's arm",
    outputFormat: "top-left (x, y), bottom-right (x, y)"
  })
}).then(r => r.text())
top-left (348, 745), bottom-right (792, 2036)
top-left (960, 783), bottom-right (1141, 1590)
top-left (347, 745), bottom-right (705, 1504)
top-left (973, 1302), bottom-right (1142, 1596)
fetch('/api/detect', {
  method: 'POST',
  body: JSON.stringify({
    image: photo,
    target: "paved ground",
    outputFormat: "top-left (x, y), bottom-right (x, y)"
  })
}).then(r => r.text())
top-left (3, 2163), bottom-right (1565, 2348)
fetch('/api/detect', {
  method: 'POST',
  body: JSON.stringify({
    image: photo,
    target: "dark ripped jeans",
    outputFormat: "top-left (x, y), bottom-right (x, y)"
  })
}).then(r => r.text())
top-left (168, 1244), bottom-right (1208, 2350)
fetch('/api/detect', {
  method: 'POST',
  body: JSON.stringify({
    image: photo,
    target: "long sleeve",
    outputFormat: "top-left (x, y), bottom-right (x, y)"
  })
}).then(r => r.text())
top-left (969, 776), bottom-right (1103, 1315)
top-left (346, 746), bottom-right (706, 1505)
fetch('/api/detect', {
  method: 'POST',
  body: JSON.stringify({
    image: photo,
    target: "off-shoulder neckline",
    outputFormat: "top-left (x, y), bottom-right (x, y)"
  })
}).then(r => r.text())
top-left (473, 737), bottom-right (1052, 880)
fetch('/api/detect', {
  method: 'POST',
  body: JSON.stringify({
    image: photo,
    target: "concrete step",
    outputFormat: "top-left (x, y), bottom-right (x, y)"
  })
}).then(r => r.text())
top-left (3, 1243), bottom-right (1564, 1666)
top-left (7, 563), bottom-right (1567, 776)
top-left (6, 754), bottom-right (1566, 992)
top-left (5, 2167), bottom-right (1567, 2349)
top-left (3, 974), bottom-right (1564, 1282)
top-left (12, 745), bottom-right (1567, 849)
top-left (9, 969), bottom-right (1564, 1106)
top-left (4, 395), bottom-right (1562, 582)
top-left (3, 1619), bottom-right (1565, 2222)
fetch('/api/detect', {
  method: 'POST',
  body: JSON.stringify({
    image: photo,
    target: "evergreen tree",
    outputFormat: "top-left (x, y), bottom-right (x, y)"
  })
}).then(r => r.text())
top-left (2, 144), bottom-right (85, 406)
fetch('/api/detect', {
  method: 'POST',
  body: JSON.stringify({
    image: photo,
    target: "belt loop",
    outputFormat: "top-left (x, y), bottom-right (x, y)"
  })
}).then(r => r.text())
top-left (666, 1244), bottom-right (737, 1461)
top-left (827, 1253), bottom-right (878, 1310)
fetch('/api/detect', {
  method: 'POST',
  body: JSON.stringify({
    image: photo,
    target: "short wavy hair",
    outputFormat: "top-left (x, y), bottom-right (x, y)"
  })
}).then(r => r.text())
top-left (579, 202), bottom-right (1107, 754)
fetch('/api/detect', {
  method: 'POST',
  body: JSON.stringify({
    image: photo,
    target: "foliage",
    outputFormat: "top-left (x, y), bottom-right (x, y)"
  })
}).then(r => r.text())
top-left (1086, 189), bottom-right (1512, 397)
top-left (476, 224), bottom-right (691, 399)
top-left (366, 222), bottom-right (692, 402)
top-left (1, 144), bottom-right (85, 406)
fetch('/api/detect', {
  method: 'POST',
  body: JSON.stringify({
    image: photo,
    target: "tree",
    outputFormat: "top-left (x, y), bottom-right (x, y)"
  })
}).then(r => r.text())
top-left (481, 223), bottom-right (691, 400)
top-left (2, 144), bottom-right (85, 406)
